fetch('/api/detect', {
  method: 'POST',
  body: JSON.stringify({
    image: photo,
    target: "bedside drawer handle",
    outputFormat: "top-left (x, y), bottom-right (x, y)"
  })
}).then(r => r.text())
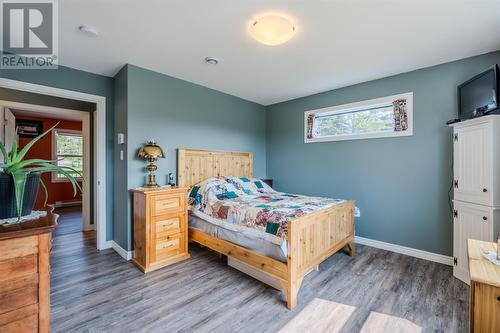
top-left (483, 216), bottom-right (488, 221)
top-left (159, 221), bottom-right (176, 228)
top-left (161, 243), bottom-right (174, 249)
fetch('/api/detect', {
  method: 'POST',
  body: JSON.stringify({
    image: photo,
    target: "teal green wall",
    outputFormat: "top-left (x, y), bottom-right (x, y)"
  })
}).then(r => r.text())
top-left (113, 66), bottom-right (129, 249)
top-left (266, 50), bottom-right (500, 256)
top-left (4, 50), bottom-right (500, 256)
top-left (0, 66), bottom-right (115, 240)
top-left (116, 64), bottom-right (267, 250)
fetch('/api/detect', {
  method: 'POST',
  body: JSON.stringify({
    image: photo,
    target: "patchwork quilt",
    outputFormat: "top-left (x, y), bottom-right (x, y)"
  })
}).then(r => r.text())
top-left (188, 177), bottom-right (355, 241)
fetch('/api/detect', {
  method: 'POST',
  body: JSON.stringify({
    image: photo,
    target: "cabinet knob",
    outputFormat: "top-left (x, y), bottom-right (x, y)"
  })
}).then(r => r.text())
top-left (497, 296), bottom-right (500, 302)
top-left (483, 188), bottom-right (488, 192)
top-left (483, 216), bottom-right (488, 221)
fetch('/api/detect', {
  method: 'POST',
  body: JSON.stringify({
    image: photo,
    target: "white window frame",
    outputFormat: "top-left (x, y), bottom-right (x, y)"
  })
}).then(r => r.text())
top-left (52, 129), bottom-right (84, 183)
top-left (304, 92), bottom-right (413, 143)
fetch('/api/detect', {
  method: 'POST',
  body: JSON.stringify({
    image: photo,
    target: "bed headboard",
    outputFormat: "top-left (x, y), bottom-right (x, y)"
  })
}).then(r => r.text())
top-left (177, 148), bottom-right (253, 187)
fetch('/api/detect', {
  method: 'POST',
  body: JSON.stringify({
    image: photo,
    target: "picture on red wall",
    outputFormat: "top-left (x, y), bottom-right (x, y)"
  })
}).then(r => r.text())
top-left (15, 119), bottom-right (44, 138)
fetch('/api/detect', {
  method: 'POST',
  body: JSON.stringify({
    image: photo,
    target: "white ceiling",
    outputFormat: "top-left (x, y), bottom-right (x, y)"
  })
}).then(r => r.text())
top-left (60, 0), bottom-right (500, 105)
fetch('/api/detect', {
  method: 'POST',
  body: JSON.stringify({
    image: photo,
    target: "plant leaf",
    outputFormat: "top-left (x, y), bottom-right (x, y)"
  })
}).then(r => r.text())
top-left (39, 178), bottom-right (48, 207)
top-left (11, 171), bottom-right (27, 219)
top-left (13, 122), bottom-right (60, 164)
top-left (5, 159), bottom-right (58, 174)
top-left (9, 132), bottom-right (18, 162)
top-left (27, 165), bottom-right (83, 195)
top-left (0, 141), bottom-right (9, 165)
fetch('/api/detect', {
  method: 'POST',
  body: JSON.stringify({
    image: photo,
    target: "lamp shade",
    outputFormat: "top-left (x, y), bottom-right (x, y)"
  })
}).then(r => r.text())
top-left (138, 139), bottom-right (165, 160)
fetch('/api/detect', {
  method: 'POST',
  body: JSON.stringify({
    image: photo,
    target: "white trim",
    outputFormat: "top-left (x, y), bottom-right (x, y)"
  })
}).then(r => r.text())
top-left (304, 92), bottom-right (413, 143)
top-left (0, 78), bottom-right (107, 250)
top-left (89, 240), bottom-right (135, 262)
top-left (355, 236), bottom-right (453, 266)
top-left (111, 241), bottom-right (133, 261)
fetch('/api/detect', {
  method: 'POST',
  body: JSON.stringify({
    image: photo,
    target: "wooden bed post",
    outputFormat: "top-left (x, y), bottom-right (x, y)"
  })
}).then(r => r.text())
top-left (283, 201), bottom-right (355, 309)
top-left (286, 220), bottom-right (302, 309)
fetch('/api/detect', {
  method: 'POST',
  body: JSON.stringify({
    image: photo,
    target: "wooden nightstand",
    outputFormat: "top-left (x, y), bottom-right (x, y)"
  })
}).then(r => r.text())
top-left (131, 186), bottom-right (190, 273)
top-left (468, 239), bottom-right (500, 332)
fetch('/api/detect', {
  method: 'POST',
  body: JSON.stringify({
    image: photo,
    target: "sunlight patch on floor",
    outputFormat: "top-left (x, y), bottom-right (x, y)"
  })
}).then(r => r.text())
top-left (359, 311), bottom-right (422, 333)
top-left (278, 298), bottom-right (355, 333)
top-left (279, 298), bottom-right (422, 333)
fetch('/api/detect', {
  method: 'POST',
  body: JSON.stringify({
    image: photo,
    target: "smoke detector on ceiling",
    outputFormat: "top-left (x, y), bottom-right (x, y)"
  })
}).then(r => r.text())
top-left (78, 25), bottom-right (98, 37)
top-left (205, 57), bottom-right (219, 65)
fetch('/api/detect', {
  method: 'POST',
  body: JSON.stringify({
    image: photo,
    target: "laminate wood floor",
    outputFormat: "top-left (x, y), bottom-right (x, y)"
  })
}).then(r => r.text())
top-left (51, 231), bottom-right (469, 333)
top-left (53, 206), bottom-right (82, 237)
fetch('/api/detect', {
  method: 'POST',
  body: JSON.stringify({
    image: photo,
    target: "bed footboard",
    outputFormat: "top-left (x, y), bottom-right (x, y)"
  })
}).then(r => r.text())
top-left (189, 200), bottom-right (355, 310)
top-left (285, 200), bottom-right (355, 309)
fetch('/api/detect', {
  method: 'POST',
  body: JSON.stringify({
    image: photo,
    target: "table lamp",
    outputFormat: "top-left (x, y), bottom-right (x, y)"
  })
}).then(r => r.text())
top-left (137, 139), bottom-right (165, 188)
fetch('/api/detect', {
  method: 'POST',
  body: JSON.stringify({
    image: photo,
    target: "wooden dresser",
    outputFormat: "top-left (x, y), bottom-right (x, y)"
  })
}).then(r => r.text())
top-left (0, 209), bottom-right (57, 333)
top-left (132, 186), bottom-right (190, 273)
top-left (468, 239), bottom-right (500, 333)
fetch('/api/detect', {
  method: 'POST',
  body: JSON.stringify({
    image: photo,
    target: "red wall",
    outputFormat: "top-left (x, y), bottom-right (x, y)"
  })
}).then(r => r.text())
top-left (13, 114), bottom-right (83, 209)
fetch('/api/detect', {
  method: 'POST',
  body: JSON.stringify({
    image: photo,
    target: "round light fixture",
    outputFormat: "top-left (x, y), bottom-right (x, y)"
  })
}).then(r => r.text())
top-left (250, 15), bottom-right (295, 46)
top-left (205, 57), bottom-right (219, 65)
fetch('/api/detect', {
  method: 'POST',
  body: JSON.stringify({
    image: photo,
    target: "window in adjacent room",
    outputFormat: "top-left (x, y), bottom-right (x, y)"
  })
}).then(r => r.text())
top-left (52, 130), bottom-right (83, 182)
top-left (304, 92), bottom-right (413, 143)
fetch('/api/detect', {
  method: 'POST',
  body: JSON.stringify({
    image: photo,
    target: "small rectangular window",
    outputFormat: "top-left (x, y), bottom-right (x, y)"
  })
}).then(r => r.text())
top-left (305, 92), bottom-right (413, 143)
top-left (52, 130), bottom-right (83, 182)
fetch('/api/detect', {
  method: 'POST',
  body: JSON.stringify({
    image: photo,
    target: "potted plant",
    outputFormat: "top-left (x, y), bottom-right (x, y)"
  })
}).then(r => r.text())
top-left (0, 123), bottom-right (84, 220)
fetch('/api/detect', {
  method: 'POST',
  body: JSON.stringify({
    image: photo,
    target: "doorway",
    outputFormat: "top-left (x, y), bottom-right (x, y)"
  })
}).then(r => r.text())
top-left (1, 102), bottom-right (92, 234)
top-left (0, 78), bottom-right (108, 250)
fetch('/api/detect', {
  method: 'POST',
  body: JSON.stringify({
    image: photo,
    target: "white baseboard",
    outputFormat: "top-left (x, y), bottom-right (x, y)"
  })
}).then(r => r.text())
top-left (105, 236), bottom-right (452, 266)
top-left (102, 240), bottom-right (113, 250)
top-left (54, 200), bottom-right (82, 208)
top-left (110, 241), bottom-right (133, 261)
top-left (355, 236), bottom-right (453, 266)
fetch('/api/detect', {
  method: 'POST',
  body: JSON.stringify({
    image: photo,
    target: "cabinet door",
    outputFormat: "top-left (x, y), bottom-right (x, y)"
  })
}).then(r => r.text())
top-left (454, 123), bottom-right (492, 206)
top-left (453, 202), bottom-right (492, 284)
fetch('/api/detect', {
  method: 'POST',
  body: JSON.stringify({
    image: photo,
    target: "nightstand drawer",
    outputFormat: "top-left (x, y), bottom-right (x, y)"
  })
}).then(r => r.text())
top-left (154, 233), bottom-right (185, 261)
top-left (152, 194), bottom-right (185, 216)
top-left (155, 216), bottom-right (180, 233)
top-left (154, 214), bottom-right (185, 236)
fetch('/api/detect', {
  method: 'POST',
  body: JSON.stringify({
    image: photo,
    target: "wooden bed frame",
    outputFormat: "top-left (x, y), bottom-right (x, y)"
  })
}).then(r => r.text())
top-left (177, 148), bottom-right (355, 309)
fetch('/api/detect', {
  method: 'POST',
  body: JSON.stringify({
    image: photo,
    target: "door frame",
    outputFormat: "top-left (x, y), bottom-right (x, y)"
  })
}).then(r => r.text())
top-left (0, 101), bottom-right (92, 232)
top-left (0, 78), bottom-right (108, 250)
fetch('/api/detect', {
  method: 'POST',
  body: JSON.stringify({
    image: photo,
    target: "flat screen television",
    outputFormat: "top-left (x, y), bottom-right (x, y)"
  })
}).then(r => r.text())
top-left (458, 65), bottom-right (499, 119)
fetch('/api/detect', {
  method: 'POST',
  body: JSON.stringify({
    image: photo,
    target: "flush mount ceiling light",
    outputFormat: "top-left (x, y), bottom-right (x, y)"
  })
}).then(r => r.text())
top-left (78, 25), bottom-right (98, 37)
top-left (205, 57), bottom-right (219, 65)
top-left (250, 15), bottom-right (295, 46)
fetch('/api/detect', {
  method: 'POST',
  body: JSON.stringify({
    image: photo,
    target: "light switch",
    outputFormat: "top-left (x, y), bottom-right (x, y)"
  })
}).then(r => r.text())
top-left (117, 133), bottom-right (125, 145)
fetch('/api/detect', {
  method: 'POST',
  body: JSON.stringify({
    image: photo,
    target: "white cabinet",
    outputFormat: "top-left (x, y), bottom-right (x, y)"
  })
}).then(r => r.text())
top-left (452, 201), bottom-right (500, 283)
top-left (450, 115), bottom-right (500, 284)
top-left (452, 116), bottom-right (500, 207)
top-left (453, 122), bottom-right (492, 206)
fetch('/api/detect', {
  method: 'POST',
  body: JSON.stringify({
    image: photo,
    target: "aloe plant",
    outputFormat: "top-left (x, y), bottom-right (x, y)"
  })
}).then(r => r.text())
top-left (0, 122), bottom-right (84, 219)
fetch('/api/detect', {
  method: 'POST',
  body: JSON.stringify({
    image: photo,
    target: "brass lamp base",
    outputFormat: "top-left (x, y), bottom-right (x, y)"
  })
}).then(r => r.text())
top-left (145, 173), bottom-right (159, 188)
top-left (144, 163), bottom-right (160, 188)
